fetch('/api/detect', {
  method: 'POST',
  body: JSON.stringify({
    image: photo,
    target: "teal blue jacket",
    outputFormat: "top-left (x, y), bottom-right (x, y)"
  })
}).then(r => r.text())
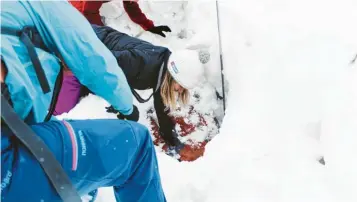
top-left (1, 0), bottom-right (133, 124)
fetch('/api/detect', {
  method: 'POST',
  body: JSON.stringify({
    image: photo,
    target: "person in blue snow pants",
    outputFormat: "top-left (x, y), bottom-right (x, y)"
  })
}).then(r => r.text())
top-left (1, 1), bottom-right (166, 201)
top-left (1, 119), bottom-right (166, 202)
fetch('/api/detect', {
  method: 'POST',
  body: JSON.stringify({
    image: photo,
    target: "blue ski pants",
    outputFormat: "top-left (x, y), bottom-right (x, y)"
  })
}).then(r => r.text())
top-left (1, 119), bottom-right (166, 202)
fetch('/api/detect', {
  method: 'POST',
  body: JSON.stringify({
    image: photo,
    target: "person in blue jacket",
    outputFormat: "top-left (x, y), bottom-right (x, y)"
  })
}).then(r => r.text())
top-left (1, 1), bottom-right (166, 202)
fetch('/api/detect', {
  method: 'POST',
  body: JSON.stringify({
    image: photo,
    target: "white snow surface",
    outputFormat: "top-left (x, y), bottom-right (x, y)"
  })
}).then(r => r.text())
top-left (63, 0), bottom-right (357, 201)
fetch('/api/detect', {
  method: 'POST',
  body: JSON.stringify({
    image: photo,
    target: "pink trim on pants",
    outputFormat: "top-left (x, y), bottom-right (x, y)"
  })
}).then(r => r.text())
top-left (62, 121), bottom-right (78, 171)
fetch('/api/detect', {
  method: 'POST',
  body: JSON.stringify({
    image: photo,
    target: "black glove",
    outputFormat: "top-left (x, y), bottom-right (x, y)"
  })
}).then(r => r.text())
top-left (117, 105), bottom-right (139, 122)
top-left (105, 105), bottom-right (119, 114)
top-left (106, 105), bottom-right (140, 122)
top-left (160, 129), bottom-right (183, 148)
top-left (148, 25), bottom-right (171, 37)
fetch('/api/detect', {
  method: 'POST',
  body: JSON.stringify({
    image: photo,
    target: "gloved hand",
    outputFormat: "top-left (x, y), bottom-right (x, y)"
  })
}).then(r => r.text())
top-left (105, 105), bottom-right (119, 114)
top-left (106, 105), bottom-right (140, 122)
top-left (147, 25), bottom-right (171, 37)
top-left (117, 105), bottom-right (139, 122)
top-left (160, 129), bottom-right (184, 151)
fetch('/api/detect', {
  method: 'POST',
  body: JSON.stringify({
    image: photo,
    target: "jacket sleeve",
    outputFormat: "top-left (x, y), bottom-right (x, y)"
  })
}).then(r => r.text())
top-left (153, 88), bottom-right (177, 146)
top-left (28, 1), bottom-right (133, 115)
top-left (123, 0), bottom-right (154, 31)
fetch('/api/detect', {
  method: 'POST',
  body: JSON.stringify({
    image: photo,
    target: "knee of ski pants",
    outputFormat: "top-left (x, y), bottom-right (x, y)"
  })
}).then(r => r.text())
top-left (63, 119), bottom-right (155, 185)
top-left (1, 120), bottom-right (156, 201)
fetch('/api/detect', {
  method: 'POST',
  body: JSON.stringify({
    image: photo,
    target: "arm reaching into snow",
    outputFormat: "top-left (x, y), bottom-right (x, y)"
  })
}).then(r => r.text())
top-left (25, 1), bottom-right (133, 115)
top-left (123, 0), bottom-right (154, 31)
top-left (153, 90), bottom-right (182, 147)
top-left (123, 1), bottom-right (171, 37)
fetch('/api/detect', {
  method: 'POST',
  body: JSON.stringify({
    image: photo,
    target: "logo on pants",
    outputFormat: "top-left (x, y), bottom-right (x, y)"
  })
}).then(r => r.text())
top-left (78, 130), bottom-right (87, 156)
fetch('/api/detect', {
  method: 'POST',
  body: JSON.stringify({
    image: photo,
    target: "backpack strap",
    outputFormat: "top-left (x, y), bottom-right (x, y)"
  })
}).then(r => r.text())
top-left (131, 60), bottom-right (163, 103)
top-left (131, 51), bottom-right (171, 103)
top-left (131, 88), bottom-right (153, 103)
top-left (1, 26), bottom-right (50, 94)
top-left (1, 94), bottom-right (82, 202)
top-left (2, 26), bottom-right (64, 122)
top-left (44, 62), bottom-right (64, 122)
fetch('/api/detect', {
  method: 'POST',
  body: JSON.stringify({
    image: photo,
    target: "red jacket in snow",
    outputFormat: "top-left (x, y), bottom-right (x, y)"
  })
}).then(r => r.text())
top-left (69, 0), bottom-right (154, 30)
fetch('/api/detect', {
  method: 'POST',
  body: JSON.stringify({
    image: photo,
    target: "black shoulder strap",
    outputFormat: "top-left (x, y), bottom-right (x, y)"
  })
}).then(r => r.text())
top-left (131, 88), bottom-right (154, 103)
top-left (131, 51), bottom-right (171, 103)
top-left (2, 26), bottom-right (64, 122)
top-left (1, 26), bottom-right (50, 94)
top-left (1, 94), bottom-right (82, 202)
top-left (131, 62), bottom-right (163, 103)
top-left (44, 62), bottom-right (64, 122)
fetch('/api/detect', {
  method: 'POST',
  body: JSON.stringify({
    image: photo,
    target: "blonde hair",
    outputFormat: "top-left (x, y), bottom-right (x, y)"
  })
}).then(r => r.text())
top-left (160, 71), bottom-right (189, 110)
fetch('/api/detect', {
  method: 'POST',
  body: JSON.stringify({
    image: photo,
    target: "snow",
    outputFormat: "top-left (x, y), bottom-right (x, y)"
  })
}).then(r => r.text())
top-left (62, 0), bottom-right (357, 201)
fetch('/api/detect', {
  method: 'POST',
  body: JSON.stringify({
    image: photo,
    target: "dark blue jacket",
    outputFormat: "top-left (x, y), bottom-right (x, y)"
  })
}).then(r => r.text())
top-left (92, 25), bottom-right (178, 146)
top-left (92, 25), bottom-right (170, 90)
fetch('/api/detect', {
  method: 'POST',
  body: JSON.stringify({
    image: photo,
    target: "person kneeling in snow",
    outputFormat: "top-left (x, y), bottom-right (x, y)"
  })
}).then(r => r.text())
top-left (54, 0), bottom-right (171, 115)
top-left (94, 25), bottom-right (205, 154)
top-left (1, 1), bottom-right (165, 202)
top-left (54, 25), bottom-right (205, 155)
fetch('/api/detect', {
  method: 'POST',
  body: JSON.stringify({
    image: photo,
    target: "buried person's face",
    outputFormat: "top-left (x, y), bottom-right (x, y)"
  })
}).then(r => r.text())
top-left (173, 81), bottom-right (184, 94)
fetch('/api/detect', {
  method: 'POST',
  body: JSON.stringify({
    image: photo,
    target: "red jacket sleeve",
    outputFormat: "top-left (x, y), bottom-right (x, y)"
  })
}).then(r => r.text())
top-left (69, 1), bottom-right (108, 26)
top-left (69, 1), bottom-right (84, 12)
top-left (123, 0), bottom-right (154, 31)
